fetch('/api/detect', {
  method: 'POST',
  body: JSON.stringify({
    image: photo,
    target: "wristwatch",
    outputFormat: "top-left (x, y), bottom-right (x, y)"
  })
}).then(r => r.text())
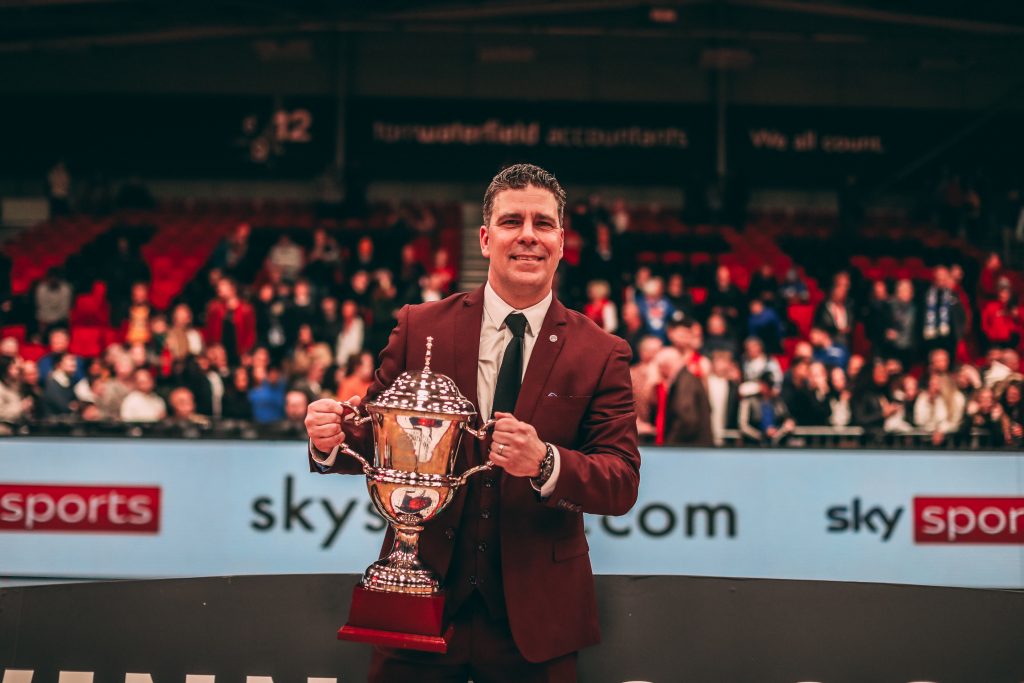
top-left (531, 442), bottom-right (556, 489)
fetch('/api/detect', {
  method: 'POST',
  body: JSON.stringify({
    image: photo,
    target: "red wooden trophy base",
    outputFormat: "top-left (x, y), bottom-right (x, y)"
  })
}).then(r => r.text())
top-left (338, 585), bottom-right (453, 654)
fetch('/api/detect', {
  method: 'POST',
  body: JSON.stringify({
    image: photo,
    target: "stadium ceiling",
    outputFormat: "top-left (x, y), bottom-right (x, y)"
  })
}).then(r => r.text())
top-left (2, 0), bottom-right (1024, 52)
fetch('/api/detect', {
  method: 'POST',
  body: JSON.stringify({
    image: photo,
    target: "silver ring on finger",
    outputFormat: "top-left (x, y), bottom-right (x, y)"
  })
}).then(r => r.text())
top-left (498, 443), bottom-right (506, 456)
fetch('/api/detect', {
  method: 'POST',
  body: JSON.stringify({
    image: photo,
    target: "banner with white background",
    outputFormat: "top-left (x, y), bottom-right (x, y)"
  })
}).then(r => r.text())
top-left (1, 439), bottom-right (1021, 588)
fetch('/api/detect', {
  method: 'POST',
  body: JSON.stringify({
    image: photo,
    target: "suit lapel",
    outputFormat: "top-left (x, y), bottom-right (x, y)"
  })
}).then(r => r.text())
top-left (454, 286), bottom-right (485, 415)
top-left (516, 297), bottom-right (568, 425)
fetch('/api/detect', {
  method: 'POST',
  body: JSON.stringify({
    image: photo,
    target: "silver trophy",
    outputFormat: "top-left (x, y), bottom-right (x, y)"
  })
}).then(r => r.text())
top-left (336, 337), bottom-right (494, 597)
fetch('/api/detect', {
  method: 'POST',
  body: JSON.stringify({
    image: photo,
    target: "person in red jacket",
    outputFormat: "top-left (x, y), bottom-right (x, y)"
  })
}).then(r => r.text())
top-left (981, 279), bottom-right (1022, 350)
top-left (203, 277), bottom-right (256, 365)
top-left (305, 164), bottom-right (640, 682)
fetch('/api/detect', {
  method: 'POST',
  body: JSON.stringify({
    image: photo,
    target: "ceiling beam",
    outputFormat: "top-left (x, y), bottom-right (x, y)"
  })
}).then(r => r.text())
top-left (728, 0), bottom-right (1024, 35)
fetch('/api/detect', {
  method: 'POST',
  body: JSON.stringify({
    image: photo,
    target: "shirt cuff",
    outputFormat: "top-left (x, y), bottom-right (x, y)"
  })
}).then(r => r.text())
top-left (531, 444), bottom-right (561, 498)
top-left (309, 440), bottom-right (340, 470)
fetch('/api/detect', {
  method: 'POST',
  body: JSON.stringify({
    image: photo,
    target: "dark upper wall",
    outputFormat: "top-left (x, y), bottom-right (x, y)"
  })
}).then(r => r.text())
top-left (1, 31), bottom-right (1021, 110)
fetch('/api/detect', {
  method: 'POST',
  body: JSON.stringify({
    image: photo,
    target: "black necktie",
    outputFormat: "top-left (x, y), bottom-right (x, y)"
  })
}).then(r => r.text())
top-left (492, 312), bottom-right (528, 417)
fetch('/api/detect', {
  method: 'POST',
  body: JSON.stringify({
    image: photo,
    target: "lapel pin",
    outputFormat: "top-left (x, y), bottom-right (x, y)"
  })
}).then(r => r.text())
top-left (549, 334), bottom-right (558, 342)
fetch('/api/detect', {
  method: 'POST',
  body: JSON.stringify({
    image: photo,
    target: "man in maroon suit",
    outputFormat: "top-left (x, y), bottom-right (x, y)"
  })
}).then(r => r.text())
top-left (305, 164), bottom-right (640, 682)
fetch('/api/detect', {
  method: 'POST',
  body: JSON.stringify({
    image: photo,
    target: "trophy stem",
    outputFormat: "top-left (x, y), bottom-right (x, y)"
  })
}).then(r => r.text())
top-left (362, 523), bottom-right (440, 594)
top-left (388, 524), bottom-right (424, 568)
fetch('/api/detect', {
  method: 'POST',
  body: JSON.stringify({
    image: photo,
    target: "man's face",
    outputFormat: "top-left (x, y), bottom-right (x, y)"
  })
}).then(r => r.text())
top-left (480, 186), bottom-right (563, 302)
top-left (59, 354), bottom-right (78, 375)
top-left (50, 331), bottom-right (69, 353)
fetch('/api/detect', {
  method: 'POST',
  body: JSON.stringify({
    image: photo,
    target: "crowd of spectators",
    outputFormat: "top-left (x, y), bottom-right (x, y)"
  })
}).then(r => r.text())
top-left (1, 197), bottom-right (1022, 449)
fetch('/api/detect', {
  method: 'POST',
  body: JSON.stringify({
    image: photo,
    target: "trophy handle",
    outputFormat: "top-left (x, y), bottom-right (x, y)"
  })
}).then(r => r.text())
top-left (454, 418), bottom-right (497, 486)
top-left (337, 400), bottom-right (374, 475)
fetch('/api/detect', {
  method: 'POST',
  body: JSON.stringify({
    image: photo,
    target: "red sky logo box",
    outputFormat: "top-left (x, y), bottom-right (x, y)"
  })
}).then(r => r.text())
top-left (0, 483), bottom-right (161, 533)
top-left (914, 497), bottom-right (1024, 544)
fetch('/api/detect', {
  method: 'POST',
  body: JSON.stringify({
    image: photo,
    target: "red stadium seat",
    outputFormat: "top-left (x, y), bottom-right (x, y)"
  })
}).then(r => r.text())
top-left (69, 326), bottom-right (103, 358)
top-left (788, 303), bottom-right (815, 338)
top-left (0, 325), bottom-right (27, 343)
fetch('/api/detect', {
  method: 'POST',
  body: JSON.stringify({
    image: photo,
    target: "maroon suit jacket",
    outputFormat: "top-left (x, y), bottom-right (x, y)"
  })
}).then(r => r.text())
top-left (311, 285), bottom-right (640, 662)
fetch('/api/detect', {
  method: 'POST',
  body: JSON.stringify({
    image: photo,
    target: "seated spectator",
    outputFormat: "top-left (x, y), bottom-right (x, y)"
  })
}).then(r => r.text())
top-left (706, 350), bottom-right (740, 445)
top-left (914, 374), bottom-right (966, 446)
top-left (747, 298), bottom-right (783, 355)
top-left (204, 277), bottom-right (256, 366)
top-left (315, 296), bottom-right (343, 346)
top-left (292, 360), bottom-right (328, 403)
top-left (222, 367), bottom-right (254, 421)
top-left (741, 336), bottom-right (783, 388)
top-left (790, 360), bottom-right (832, 426)
top-left (665, 273), bottom-right (694, 321)
top-left (583, 280), bottom-right (617, 334)
top-left (267, 390), bottom-right (310, 439)
top-left (122, 282), bottom-right (152, 346)
top-left (828, 366), bottom-right (852, 427)
top-left (955, 364), bottom-right (983, 402)
top-left (0, 357), bottom-right (28, 423)
top-left (14, 360), bottom-right (41, 419)
top-left (418, 272), bottom-right (446, 304)
top-left (37, 328), bottom-right (84, 384)
top-left (846, 353), bottom-right (866, 385)
top-left (34, 269), bottom-right (73, 338)
top-left (291, 279), bottom-right (318, 332)
top-left (922, 266), bottom-right (966, 358)
top-left (97, 355), bottom-right (136, 420)
top-left (1001, 380), bottom-right (1024, 448)
top-left (429, 248), bottom-right (457, 296)
top-left (120, 368), bottom-right (166, 422)
top-left (248, 365), bottom-right (286, 424)
top-left (981, 279), bottom-right (1022, 350)
top-left (707, 265), bottom-right (745, 325)
top-left (396, 244), bottom-right (427, 304)
top-left (166, 303), bottom-right (204, 361)
top-left (738, 372), bottom-right (795, 446)
top-left (977, 252), bottom-right (1005, 301)
top-left (41, 352), bottom-right (80, 416)
top-left (962, 387), bottom-right (1005, 447)
top-left (646, 347), bottom-right (683, 445)
top-left (617, 301), bottom-right (647, 358)
top-left (267, 234), bottom-right (305, 282)
top-left (353, 235), bottom-right (380, 273)
top-left (368, 270), bottom-right (400, 354)
top-left (304, 226), bottom-right (342, 284)
top-left (336, 351), bottom-right (374, 403)
top-left (814, 281), bottom-right (854, 348)
top-left (213, 222), bottom-right (252, 278)
top-left (884, 279), bottom-right (917, 367)
top-left (667, 318), bottom-right (709, 380)
top-left (631, 336), bottom-right (663, 438)
top-left (703, 312), bottom-right (738, 357)
top-left (984, 349), bottom-right (1021, 388)
top-left (635, 277), bottom-right (674, 344)
top-left (167, 387), bottom-right (210, 428)
top-left (863, 280), bottom-right (891, 352)
top-left (663, 349), bottom-right (713, 447)
top-left (810, 327), bottom-right (849, 370)
top-left (885, 375), bottom-right (919, 434)
top-left (747, 263), bottom-right (779, 307)
top-left (335, 299), bottom-right (366, 369)
top-left (853, 362), bottom-right (898, 440)
top-left (778, 267), bottom-right (809, 304)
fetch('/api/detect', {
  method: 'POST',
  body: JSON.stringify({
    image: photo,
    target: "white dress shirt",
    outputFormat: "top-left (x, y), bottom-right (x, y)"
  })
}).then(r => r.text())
top-left (312, 282), bottom-right (561, 496)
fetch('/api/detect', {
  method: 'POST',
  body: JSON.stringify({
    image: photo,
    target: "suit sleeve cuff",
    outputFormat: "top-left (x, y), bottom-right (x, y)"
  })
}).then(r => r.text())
top-left (309, 440), bottom-right (340, 471)
top-left (530, 444), bottom-right (561, 498)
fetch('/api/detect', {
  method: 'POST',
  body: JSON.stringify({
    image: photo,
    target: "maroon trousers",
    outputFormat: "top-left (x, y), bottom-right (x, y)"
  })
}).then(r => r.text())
top-left (368, 594), bottom-right (577, 683)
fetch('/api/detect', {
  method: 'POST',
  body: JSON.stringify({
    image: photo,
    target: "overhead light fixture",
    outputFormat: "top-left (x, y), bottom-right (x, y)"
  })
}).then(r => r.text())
top-left (649, 7), bottom-right (678, 23)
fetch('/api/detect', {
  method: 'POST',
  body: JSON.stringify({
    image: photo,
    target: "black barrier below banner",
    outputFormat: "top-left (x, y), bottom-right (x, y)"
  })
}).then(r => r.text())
top-left (1, 574), bottom-right (1022, 682)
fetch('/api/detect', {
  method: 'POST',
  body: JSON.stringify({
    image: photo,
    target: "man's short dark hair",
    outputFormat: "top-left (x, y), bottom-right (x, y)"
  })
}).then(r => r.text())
top-left (482, 163), bottom-right (567, 227)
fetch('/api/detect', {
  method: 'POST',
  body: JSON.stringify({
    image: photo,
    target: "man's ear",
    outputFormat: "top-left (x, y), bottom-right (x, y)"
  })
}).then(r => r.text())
top-left (480, 225), bottom-right (490, 259)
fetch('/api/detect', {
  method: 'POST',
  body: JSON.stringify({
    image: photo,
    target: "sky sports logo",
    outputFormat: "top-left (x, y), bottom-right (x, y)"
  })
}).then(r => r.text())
top-left (0, 483), bottom-right (161, 534)
top-left (914, 497), bottom-right (1024, 544)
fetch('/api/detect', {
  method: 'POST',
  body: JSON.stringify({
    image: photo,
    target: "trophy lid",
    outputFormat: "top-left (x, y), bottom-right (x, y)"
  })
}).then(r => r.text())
top-left (368, 337), bottom-right (477, 415)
